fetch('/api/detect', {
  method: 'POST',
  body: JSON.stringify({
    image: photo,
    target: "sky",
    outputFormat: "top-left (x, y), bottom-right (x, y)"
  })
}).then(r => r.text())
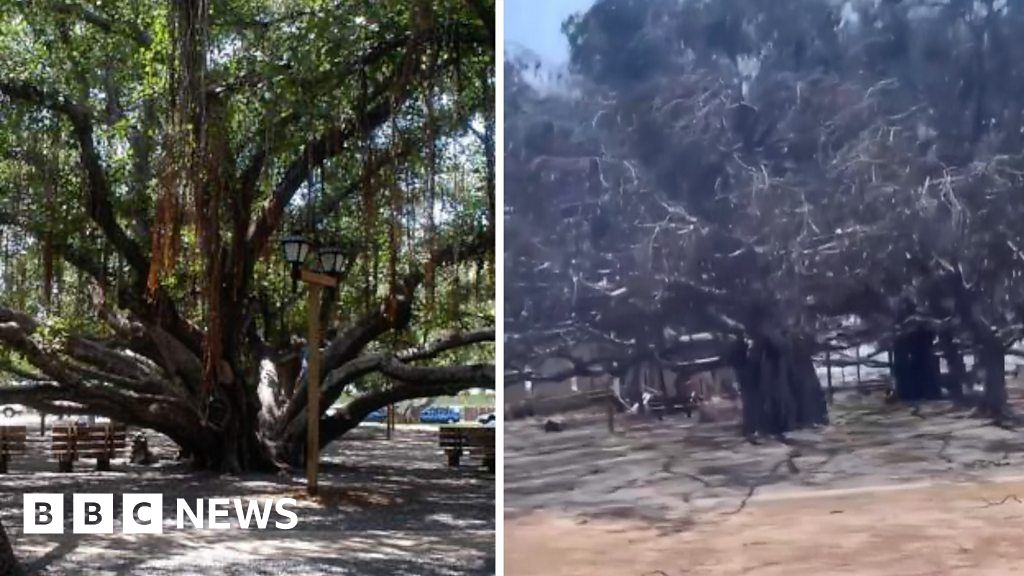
top-left (504, 0), bottom-right (596, 64)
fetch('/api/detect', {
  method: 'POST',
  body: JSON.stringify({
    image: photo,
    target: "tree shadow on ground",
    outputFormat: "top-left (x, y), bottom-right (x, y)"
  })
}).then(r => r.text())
top-left (3, 428), bottom-right (494, 575)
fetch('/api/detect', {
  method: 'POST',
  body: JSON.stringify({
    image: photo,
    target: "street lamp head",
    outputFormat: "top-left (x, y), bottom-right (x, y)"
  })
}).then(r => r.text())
top-left (317, 246), bottom-right (345, 276)
top-left (280, 232), bottom-right (311, 265)
top-left (281, 232), bottom-right (312, 293)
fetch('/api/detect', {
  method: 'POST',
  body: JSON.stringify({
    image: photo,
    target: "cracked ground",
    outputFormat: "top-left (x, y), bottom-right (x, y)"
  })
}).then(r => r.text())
top-left (505, 388), bottom-right (1024, 575)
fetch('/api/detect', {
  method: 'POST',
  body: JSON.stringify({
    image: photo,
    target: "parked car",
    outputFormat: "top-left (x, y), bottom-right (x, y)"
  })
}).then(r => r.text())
top-left (476, 412), bottom-right (496, 425)
top-left (1, 405), bottom-right (23, 418)
top-left (365, 408), bottom-right (387, 422)
top-left (419, 406), bottom-right (461, 424)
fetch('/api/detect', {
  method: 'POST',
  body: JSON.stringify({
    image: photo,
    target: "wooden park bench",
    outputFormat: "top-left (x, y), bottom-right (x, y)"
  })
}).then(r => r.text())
top-left (646, 392), bottom-right (703, 418)
top-left (439, 425), bottom-right (495, 472)
top-left (0, 425), bottom-right (26, 473)
top-left (51, 422), bottom-right (127, 472)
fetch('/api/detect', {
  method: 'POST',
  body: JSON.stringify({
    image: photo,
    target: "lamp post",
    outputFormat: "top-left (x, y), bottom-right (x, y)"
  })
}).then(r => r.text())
top-left (281, 232), bottom-right (345, 496)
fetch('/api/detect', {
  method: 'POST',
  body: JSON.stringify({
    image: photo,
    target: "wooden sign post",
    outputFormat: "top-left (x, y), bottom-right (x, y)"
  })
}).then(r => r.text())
top-left (607, 396), bottom-right (615, 433)
top-left (300, 269), bottom-right (337, 496)
top-left (825, 350), bottom-right (833, 403)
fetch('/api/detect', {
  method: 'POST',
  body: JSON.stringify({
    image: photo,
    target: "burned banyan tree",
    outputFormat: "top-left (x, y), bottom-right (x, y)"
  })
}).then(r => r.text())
top-left (505, 0), bottom-right (1024, 435)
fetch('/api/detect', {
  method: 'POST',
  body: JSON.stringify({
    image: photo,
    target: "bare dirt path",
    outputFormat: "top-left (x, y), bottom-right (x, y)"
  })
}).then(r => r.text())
top-left (505, 392), bottom-right (1024, 575)
top-left (507, 477), bottom-right (1024, 576)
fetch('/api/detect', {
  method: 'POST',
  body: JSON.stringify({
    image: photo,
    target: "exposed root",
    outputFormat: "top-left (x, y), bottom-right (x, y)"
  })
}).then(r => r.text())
top-left (937, 434), bottom-right (953, 464)
top-left (683, 472), bottom-right (712, 487)
top-left (979, 494), bottom-right (1022, 508)
top-left (723, 485), bottom-right (756, 516)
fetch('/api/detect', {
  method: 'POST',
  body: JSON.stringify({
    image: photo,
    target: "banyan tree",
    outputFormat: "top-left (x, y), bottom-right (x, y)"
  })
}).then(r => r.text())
top-left (0, 0), bottom-right (494, 471)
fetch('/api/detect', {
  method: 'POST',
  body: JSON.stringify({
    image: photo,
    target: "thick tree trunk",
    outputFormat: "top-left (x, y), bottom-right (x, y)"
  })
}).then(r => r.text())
top-left (735, 337), bottom-right (828, 437)
top-left (979, 341), bottom-right (1007, 419)
top-left (0, 517), bottom-right (21, 576)
top-left (891, 326), bottom-right (942, 401)
top-left (622, 363), bottom-right (644, 407)
top-left (938, 331), bottom-right (965, 400)
top-left (184, 377), bottom-right (274, 472)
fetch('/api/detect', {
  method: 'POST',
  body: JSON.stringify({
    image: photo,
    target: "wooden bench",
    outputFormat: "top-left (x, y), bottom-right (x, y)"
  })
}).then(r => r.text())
top-left (439, 425), bottom-right (495, 472)
top-left (51, 423), bottom-right (127, 472)
top-left (647, 393), bottom-right (703, 418)
top-left (0, 426), bottom-right (26, 474)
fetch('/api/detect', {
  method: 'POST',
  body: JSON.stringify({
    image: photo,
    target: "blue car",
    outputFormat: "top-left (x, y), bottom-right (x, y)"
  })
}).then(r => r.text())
top-left (365, 408), bottom-right (387, 422)
top-left (419, 406), bottom-right (461, 424)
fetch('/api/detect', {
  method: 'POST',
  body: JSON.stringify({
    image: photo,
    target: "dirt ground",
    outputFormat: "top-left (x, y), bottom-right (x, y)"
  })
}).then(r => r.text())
top-left (2, 421), bottom-right (494, 575)
top-left (505, 389), bottom-right (1024, 576)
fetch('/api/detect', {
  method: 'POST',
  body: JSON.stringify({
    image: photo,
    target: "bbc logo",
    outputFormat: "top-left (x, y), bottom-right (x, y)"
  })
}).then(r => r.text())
top-left (23, 493), bottom-right (299, 534)
top-left (24, 491), bottom-right (165, 532)
top-left (24, 494), bottom-right (164, 535)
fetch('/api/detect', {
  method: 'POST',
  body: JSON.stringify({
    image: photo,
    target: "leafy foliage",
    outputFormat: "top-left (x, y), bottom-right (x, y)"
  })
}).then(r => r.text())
top-left (0, 0), bottom-right (494, 468)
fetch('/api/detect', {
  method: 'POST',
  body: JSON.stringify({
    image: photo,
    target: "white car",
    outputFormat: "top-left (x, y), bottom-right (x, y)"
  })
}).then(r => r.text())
top-left (477, 412), bottom-right (495, 426)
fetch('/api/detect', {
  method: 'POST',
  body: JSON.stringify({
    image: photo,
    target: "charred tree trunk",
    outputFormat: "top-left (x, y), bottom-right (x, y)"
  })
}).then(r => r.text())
top-left (891, 325), bottom-right (942, 401)
top-left (735, 336), bottom-right (828, 437)
top-left (978, 339), bottom-right (1008, 419)
top-left (948, 278), bottom-right (1009, 418)
top-left (938, 331), bottom-right (965, 400)
top-left (0, 517), bottom-right (20, 576)
top-left (622, 363), bottom-right (643, 407)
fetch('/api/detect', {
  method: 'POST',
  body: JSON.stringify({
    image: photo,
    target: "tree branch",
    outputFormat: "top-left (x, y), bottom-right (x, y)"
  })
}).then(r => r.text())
top-left (379, 360), bottom-right (493, 386)
top-left (245, 34), bottom-right (423, 257)
top-left (320, 226), bottom-right (491, 374)
top-left (42, 1), bottom-right (153, 47)
top-left (463, 0), bottom-right (495, 48)
top-left (0, 382), bottom-right (204, 448)
top-left (319, 364), bottom-right (493, 447)
top-left (0, 79), bottom-right (149, 274)
top-left (280, 328), bottom-right (493, 440)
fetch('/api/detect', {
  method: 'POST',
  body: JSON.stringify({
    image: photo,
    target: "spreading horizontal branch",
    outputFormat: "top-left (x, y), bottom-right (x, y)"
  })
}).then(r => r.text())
top-left (319, 364), bottom-right (494, 447)
top-left (279, 328), bottom-right (493, 440)
top-left (0, 382), bottom-right (205, 448)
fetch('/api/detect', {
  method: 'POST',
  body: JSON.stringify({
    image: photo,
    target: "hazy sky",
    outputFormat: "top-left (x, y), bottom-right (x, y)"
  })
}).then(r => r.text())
top-left (504, 0), bottom-right (596, 63)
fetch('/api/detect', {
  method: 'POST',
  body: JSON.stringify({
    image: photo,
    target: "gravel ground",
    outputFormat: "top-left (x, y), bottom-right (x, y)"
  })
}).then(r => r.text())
top-left (1, 422), bottom-right (494, 575)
